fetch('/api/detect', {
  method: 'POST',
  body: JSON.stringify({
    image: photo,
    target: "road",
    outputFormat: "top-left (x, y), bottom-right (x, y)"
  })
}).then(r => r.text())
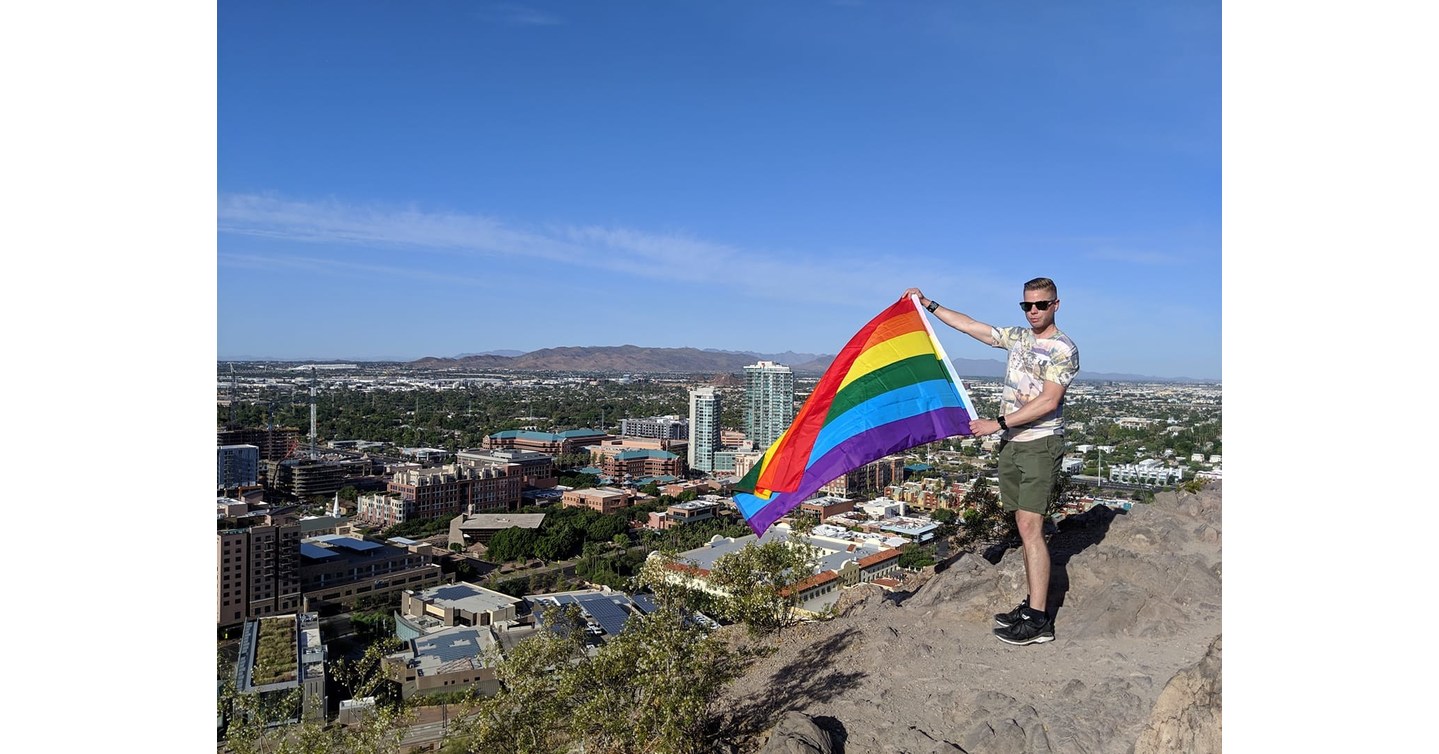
top-left (399, 705), bottom-right (462, 751)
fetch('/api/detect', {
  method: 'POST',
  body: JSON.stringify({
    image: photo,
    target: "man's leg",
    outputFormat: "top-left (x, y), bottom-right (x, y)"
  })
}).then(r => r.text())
top-left (1014, 509), bottom-right (1049, 615)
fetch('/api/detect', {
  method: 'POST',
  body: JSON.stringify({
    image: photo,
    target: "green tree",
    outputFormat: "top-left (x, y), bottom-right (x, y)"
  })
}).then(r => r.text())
top-left (330, 637), bottom-right (406, 708)
top-left (442, 604), bottom-right (587, 754)
top-left (350, 609), bottom-right (394, 643)
top-left (534, 525), bottom-right (583, 562)
top-left (898, 545), bottom-right (936, 570)
top-left (958, 478), bottom-right (1012, 548)
top-left (220, 679), bottom-right (302, 754)
top-left (486, 527), bottom-right (539, 563)
top-left (446, 558), bottom-right (754, 754)
top-left (584, 513), bottom-right (629, 543)
top-left (706, 538), bottom-right (821, 636)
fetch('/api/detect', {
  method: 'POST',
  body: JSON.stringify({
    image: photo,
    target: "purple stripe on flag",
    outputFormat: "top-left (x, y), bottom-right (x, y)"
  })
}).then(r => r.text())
top-left (745, 406), bottom-right (973, 535)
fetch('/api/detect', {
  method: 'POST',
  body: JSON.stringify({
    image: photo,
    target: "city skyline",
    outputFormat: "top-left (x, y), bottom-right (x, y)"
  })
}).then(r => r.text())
top-left (219, 1), bottom-right (1220, 379)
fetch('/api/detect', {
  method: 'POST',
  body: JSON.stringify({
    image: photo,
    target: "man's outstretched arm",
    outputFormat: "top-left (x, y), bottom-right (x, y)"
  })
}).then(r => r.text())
top-left (903, 287), bottom-right (998, 346)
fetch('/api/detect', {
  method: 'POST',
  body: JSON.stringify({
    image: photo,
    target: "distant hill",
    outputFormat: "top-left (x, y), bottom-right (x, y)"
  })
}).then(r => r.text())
top-left (407, 346), bottom-right (1213, 382)
top-left (456, 349), bottom-right (527, 358)
top-left (413, 346), bottom-right (800, 374)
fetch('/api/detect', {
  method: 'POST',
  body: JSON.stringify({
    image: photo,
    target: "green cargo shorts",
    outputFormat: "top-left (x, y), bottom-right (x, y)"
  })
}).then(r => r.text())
top-left (997, 434), bottom-right (1064, 515)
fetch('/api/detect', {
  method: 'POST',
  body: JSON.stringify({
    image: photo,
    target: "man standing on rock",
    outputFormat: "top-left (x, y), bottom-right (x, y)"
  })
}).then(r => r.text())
top-left (904, 278), bottom-right (1079, 645)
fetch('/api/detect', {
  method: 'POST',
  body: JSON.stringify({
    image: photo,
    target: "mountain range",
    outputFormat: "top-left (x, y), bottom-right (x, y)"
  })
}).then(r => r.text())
top-left (408, 346), bottom-right (1213, 383)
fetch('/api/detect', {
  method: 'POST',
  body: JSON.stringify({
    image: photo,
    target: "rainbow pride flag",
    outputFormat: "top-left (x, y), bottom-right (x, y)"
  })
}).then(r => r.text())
top-left (733, 295), bottom-right (979, 535)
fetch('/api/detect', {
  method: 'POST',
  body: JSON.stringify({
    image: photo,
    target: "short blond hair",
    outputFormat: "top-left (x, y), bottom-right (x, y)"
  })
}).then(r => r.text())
top-left (1024, 277), bottom-right (1057, 297)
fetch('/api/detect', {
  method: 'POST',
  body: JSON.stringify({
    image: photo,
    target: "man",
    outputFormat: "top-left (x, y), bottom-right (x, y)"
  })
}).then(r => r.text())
top-left (903, 278), bottom-right (1079, 645)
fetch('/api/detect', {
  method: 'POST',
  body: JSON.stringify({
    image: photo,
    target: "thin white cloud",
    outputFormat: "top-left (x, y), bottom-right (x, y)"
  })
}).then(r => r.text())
top-left (218, 250), bottom-right (499, 288)
top-left (217, 193), bottom-right (998, 306)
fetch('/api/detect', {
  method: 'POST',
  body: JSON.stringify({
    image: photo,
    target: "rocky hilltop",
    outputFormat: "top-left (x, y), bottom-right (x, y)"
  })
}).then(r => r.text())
top-left (718, 486), bottom-right (1222, 754)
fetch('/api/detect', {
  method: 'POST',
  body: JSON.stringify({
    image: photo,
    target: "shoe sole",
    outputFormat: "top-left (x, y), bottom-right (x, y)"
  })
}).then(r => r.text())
top-left (993, 631), bottom-right (1055, 646)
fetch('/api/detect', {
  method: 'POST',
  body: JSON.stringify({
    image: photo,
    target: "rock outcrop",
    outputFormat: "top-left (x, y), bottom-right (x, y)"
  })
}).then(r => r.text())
top-left (1132, 635), bottom-right (1222, 754)
top-left (718, 486), bottom-right (1223, 753)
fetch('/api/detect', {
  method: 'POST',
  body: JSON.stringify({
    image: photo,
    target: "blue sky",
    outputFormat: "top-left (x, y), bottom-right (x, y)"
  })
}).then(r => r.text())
top-left (218, 0), bottom-right (1221, 379)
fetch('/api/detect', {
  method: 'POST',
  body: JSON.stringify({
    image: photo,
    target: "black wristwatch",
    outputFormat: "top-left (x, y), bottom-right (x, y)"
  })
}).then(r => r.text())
top-left (926, 300), bottom-right (940, 313)
top-left (996, 415), bottom-right (1009, 431)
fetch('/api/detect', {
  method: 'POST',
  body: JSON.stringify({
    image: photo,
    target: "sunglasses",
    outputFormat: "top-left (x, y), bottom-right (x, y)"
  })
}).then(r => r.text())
top-left (1019, 300), bottom-right (1056, 312)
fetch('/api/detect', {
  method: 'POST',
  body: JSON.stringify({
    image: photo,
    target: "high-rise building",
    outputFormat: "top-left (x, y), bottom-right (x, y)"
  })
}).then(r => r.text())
top-left (688, 387), bottom-right (722, 473)
top-left (218, 444), bottom-right (260, 490)
top-left (217, 507), bottom-right (302, 628)
top-left (744, 361), bottom-right (794, 451)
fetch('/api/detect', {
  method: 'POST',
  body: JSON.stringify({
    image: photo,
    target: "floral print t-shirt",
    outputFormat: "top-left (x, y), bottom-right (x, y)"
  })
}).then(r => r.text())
top-left (991, 326), bottom-right (1080, 442)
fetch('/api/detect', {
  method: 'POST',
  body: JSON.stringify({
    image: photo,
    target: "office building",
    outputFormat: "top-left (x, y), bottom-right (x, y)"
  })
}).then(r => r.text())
top-left (647, 500), bottom-right (720, 530)
top-left (218, 444), bottom-right (260, 490)
top-left (383, 625), bottom-right (502, 700)
top-left (298, 534), bottom-right (446, 610)
top-left (587, 446), bottom-right (685, 481)
top-left (688, 386), bottom-right (722, 473)
top-left (396, 582), bottom-right (523, 639)
top-left (448, 513), bottom-right (547, 548)
top-left (357, 462), bottom-right (522, 527)
top-left (744, 361), bottom-right (794, 451)
top-left (217, 508), bottom-right (302, 629)
top-left (457, 448), bottom-right (557, 489)
top-left (561, 487), bottom-right (630, 515)
top-left (482, 428), bottom-right (608, 456)
top-left (620, 415), bottom-right (689, 441)
top-left (819, 455), bottom-right (907, 497)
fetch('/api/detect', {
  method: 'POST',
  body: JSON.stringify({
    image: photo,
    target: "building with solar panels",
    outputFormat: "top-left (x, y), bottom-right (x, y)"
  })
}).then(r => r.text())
top-left (298, 534), bottom-right (447, 610)
top-left (382, 625), bottom-right (502, 700)
top-left (526, 589), bottom-right (658, 645)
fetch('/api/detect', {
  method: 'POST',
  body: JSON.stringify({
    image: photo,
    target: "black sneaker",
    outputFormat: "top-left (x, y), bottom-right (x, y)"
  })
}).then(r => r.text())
top-left (993, 612), bottom-right (1055, 645)
top-left (993, 599), bottom-right (1029, 628)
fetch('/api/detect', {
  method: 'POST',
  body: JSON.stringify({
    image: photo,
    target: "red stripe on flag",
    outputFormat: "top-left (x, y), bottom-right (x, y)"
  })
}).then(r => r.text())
top-left (755, 297), bottom-right (920, 493)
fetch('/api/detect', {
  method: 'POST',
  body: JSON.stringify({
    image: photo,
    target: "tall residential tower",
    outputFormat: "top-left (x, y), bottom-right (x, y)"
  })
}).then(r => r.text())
top-left (744, 361), bottom-right (794, 451)
top-left (688, 386), bottom-right (722, 474)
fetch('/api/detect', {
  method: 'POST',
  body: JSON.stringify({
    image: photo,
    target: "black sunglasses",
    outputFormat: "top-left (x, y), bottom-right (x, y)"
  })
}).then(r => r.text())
top-left (1018, 300), bottom-right (1056, 312)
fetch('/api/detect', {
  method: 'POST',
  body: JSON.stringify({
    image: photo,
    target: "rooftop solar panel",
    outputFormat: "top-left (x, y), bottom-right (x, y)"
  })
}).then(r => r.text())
top-left (330, 536), bottom-right (382, 552)
top-left (577, 596), bottom-right (633, 636)
top-left (631, 594), bottom-right (657, 614)
top-left (299, 542), bottom-right (337, 560)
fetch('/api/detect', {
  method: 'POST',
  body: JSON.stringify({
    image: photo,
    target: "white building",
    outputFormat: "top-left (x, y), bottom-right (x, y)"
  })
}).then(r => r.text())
top-left (859, 497), bottom-right (906, 519)
top-left (688, 386), bottom-right (722, 473)
top-left (620, 415), bottom-right (689, 440)
top-left (1109, 459), bottom-right (1184, 486)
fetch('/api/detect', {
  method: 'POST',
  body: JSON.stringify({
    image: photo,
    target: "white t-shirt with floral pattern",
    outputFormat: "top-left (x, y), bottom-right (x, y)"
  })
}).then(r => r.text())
top-left (991, 326), bottom-right (1079, 442)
